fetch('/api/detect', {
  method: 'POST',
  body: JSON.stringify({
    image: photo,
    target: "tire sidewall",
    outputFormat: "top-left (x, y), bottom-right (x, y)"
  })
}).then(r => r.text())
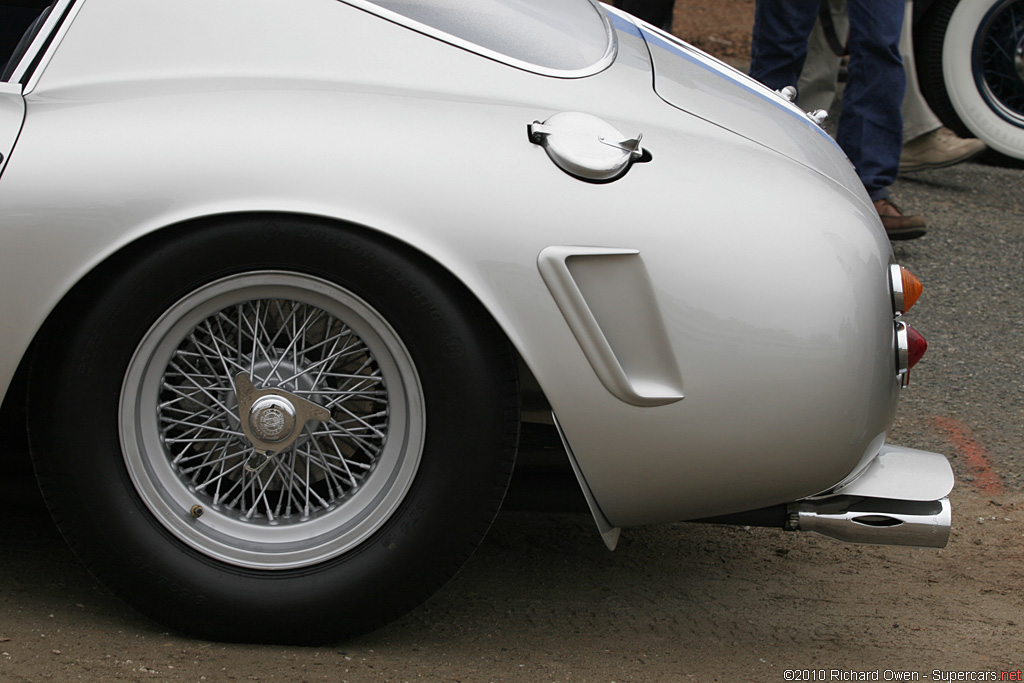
top-left (31, 216), bottom-right (515, 643)
top-left (942, 0), bottom-right (1024, 159)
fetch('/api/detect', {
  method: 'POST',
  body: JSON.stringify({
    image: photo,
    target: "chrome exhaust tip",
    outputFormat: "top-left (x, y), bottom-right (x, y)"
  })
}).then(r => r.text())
top-left (794, 496), bottom-right (951, 549)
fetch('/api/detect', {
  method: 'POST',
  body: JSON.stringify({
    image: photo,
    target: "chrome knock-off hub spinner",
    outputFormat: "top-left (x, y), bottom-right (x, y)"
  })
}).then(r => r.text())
top-left (249, 395), bottom-right (296, 443)
top-left (233, 372), bottom-right (331, 472)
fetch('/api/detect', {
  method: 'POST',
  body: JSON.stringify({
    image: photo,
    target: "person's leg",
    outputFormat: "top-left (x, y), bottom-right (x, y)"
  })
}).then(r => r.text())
top-left (839, 0), bottom-right (905, 201)
top-left (615, 0), bottom-right (675, 31)
top-left (750, 0), bottom-right (819, 92)
top-left (798, 0), bottom-right (847, 112)
top-left (898, 0), bottom-right (986, 171)
top-left (900, 0), bottom-right (942, 141)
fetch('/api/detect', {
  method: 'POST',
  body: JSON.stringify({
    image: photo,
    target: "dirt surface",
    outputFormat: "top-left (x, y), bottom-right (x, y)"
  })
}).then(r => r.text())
top-left (2, 464), bottom-right (1023, 682)
top-left (3, 2), bottom-right (1024, 682)
top-left (671, 0), bottom-right (755, 63)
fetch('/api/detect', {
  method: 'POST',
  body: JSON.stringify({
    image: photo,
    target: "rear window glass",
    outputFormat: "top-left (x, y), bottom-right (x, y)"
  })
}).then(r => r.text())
top-left (1, 1), bottom-right (53, 81)
top-left (341, 0), bottom-right (615, 76)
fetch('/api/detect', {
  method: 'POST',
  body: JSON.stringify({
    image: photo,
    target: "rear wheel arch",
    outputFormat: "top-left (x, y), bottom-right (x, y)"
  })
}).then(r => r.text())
top-left (26, 211), bottom-right (522, 643)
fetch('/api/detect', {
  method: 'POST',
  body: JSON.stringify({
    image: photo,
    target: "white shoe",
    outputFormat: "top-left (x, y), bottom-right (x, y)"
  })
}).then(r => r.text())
top-left (900, 127), bottom-right (986, 173)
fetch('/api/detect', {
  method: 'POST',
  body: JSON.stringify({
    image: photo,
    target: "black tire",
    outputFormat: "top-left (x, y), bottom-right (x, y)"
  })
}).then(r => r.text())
top-left (28, 216), bottom-right (518, 644)
top-left (915, 0), bottom-right (1024, 162)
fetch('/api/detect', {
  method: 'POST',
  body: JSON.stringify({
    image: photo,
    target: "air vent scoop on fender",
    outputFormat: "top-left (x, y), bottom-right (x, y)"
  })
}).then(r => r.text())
top-left (529, 112), bottom-right (647, 182)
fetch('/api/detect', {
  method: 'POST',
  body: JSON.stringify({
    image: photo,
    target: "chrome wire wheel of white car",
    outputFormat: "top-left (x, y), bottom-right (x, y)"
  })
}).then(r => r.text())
top-left (120, 271), bottom-right (424, 569)
top-left (28, 217), bottom-right (519, 644)
top-left (916, 0), bottom-right (1024, 161)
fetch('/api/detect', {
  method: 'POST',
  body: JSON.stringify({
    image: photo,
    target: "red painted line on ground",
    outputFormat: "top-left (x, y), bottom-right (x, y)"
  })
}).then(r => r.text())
top-left (931, 416), bottom-right (1004, 495)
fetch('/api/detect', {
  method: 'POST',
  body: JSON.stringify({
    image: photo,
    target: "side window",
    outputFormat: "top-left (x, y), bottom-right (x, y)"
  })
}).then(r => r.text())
top-left (340, 0), bottom-right (616, 77)
top-left (1, 1), bottom-right (56, 82)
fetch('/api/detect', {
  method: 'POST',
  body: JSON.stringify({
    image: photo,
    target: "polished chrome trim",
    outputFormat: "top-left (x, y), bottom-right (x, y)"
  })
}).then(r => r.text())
top-left (336, 0), bottom-right (617, 79)
top-left (795, 496), bottom-right (951, 548)
top-left (895, 320), bottom-right (910, 387)
top-left (6, 0), bottom-right (76, 86)
top-left (832, 443), bottom-right (955, 501)
top-left (890, 263), bottom-right (905, 315)
top-left (529, 112), bottom-right (642, 182)
top-left (553, 413), bottom-right (620, 550)
top-left (776, 85), bottom-right (797, 102)
top-left (807, 109), bottom-right (829, 126)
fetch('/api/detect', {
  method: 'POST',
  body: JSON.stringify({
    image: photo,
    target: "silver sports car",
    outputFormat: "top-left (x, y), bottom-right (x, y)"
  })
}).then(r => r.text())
top-left (0, 0), bottom-right (953, 643)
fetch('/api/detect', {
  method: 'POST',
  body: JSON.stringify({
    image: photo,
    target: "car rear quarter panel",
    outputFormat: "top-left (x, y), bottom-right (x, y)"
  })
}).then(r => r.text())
top-left (0, 0), bottom-right (899, 524)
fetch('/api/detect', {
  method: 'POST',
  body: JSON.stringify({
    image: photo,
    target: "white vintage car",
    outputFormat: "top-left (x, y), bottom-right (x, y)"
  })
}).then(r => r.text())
top-left (0, 0), bottom-right (953, 643)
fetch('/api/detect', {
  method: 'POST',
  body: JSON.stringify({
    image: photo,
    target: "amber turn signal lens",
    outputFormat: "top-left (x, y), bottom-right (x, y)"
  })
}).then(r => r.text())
top-left (907, 325), bottom-right (927, 369)
top-left (901, 267), bottom-right (923, 312)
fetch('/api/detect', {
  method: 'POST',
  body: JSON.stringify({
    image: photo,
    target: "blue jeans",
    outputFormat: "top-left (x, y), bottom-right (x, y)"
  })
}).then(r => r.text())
top-left (750, 0), bottom-right (906, 201)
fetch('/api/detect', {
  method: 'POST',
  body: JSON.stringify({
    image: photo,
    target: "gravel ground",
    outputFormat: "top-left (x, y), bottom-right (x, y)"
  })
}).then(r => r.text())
top-left (3, 1), bottom-right (1024, 681)
top-left (2, 464), bottom-right (1022, 682)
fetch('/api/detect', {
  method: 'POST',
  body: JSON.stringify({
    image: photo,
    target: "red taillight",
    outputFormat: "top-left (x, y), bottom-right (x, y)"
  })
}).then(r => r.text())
top-left (892, 265), bottom-right (927, 388)
top-left (907, 325), bottom-right (927, 369)
top-left (896, 322), bottom-right (928, 387)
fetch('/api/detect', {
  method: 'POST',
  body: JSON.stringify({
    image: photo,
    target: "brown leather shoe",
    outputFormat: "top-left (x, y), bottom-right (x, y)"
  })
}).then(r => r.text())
top-left (874, 198), bottom-right (927, 241)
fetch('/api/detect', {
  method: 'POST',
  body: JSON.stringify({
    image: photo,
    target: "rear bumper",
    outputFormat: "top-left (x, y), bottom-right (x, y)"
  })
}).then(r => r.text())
top-left (831, 444), bottom-right (955, 502)
top-left (694, 444), bottom-right (955, 549)
top-left (792, 444), bottom-right (954, 548)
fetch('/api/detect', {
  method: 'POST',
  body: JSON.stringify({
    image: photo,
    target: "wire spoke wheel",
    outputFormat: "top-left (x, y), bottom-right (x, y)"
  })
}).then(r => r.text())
top-left (973, 0), bottom-right (1024, 125)
top-left (120, 271), bottom-right (424, 569)
top-left (916, 0), bottom-right (1024, 161)
top-left (31, 219), bottom-right (517, 643)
